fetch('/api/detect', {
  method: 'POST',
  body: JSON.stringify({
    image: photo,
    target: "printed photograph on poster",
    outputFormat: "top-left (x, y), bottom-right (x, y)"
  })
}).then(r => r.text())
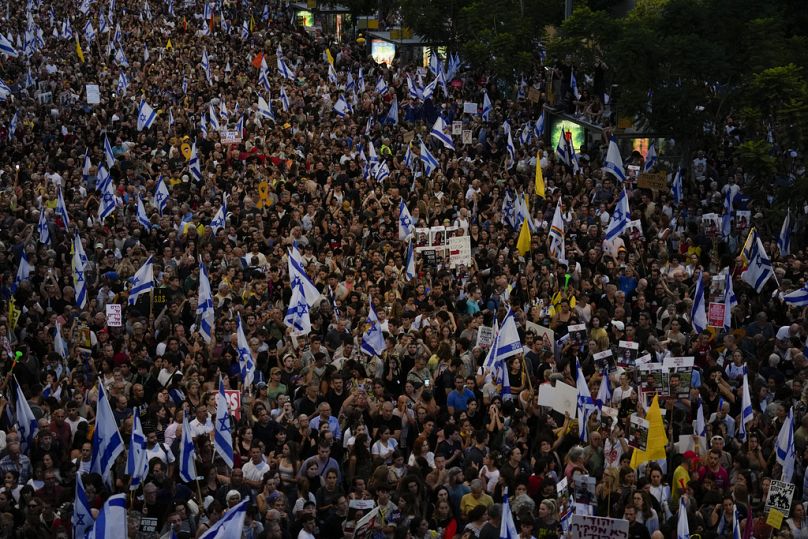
top-left (414, 228), bottom-right (430, 252)
top-left (628, 414), bottom-right (649, 451)
top-left (638, 363), bottom-right (669, 397)
top-left (452, 121), bottom-right (463, 135)
top-left (567, 324), bottom-right (587, 347)
top-left (573, 475), bottom-right (597, 506)
top-left (617, 340), bottom-right (639, 367)
top-left (476, 325), bottom-right (495, 350)
top-left (592, 350), bottom-right (615, 371)
top-left (736, 210), bottom-right (751, 233)
top-left (429, 226), bottom-right (447, 250)
top-left (663, 357), bottom-right (694, 399)
top-left (626, 219), bottom-right (643, 241)
top-left (702, 213), bottom-right (721, 237)
top-left (525, 321), bottom-right (555, 353)
top-left (462, 130), bottom-right (473, 145)
top-left (765, 480), bottom-right (796, 516)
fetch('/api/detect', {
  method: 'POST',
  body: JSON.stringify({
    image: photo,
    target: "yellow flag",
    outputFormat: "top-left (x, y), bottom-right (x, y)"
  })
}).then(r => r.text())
top-left (325, 48), bottom-right (334, 65)
top-left (535, 152), bottom-right (545, 198)
top-left (516, 217), bottom-right (531, 256)
top-left (249, 15), bottom-right (255, 32)
top-left (75, 37), bottom-right (85, 64)
top-left (165, 38), bottom-right (173, 50)
top-left (630, 395), bottom-right (668, 468)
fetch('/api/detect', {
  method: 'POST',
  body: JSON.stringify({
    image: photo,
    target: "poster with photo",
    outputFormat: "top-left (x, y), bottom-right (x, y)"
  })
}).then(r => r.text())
top-left (414, 228), bottom-right (430, 251)
top-left (429, 226), bottom-right (447, 250)
top-left (736, 210), bottom-right (751, 233)
top-left (663, 357), bottom-right (694, 399)
top-left (568, 324), bottom-right (588, 348)
top-left (617, 340), bottom-right (639, 367)
top-left (628, 414), bottom-right (649, 451)
top-left (702, 213), bottom-right (721, 238)
top-left (626, 220), bottom-right (644, 241)
top-left (639, 363), bottom-right (669, 397)
top-left (573, 475), bottom-right (597, 507)
top-left (526, 321), bottom-right (555, 353)
top-left (593, 350), bottom-right (615, 371)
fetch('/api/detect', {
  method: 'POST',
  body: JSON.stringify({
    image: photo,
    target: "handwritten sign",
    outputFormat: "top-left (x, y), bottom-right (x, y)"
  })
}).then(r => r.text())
top-left (105, 304), bottom-right (122, 327)
top-left (637, 172), bottom-right (667, 191)
top-left (463, 102), bottom-right (478, 114)
top-left (570, 515), bottom-right (629, 539)
top-left (452, 121), bottom-right (463, 135)
top-left (767, 508), bottom-right (784, 529)
top-left (86, 84), bottom-right (101, 105)
top-left (448, 235), bottom-right (471, 268)
top-left (476, 326), bottom-right (495, 350)
top-left (220, 130), bottom-right (243, 144)
top-left (537, 381), bottom-right (578, 417)
top-left (224, 390), bottom-right (242, 420)
top-left (765, 480), bottom-right (795, 516)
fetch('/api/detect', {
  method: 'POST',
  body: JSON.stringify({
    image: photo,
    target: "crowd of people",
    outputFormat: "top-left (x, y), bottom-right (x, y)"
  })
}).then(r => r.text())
top-left (1, 0), bottom-right (808, 539)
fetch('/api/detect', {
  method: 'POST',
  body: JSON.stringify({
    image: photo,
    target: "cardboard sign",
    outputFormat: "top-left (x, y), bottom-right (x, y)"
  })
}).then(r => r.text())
top-left (537, 381), bottom-right (578, 417)
top-left (476, 325), bottom-right (495, 350)
top-left (448, 235), bottom-right (471, 268)
top-left (452, 120), bottom-right (463, 135)
top-left (628, 414), bottom-right (649, 451)
top-left (767, 508), bottom-right (784, 529)
top-left (105, 304), bottom-right (122, 327)
top-left (708, 302), bottom-right (726, 328)
top-left (463, 102), bottom-right (478, 114)
top-left (765, 480), bottom-right (795, 516)
top-left (617, 340), bottom-right (639, 367)
top-left (570, 515), bottom-right (629, 539)
top-left (86, 84), bottom-right (101, 104)
top-left (224, 390), bottom-right (242, 420)
top-left (220, 130), bottom-right (243, 144)
top-left (525, 321), bottom-right (555, 352)
top-left (637, 172), bottom-right (667, 191)
top-left (462, 129), bottom-right (473, 145)
top-left (139, 517), bottom-right (158, 533)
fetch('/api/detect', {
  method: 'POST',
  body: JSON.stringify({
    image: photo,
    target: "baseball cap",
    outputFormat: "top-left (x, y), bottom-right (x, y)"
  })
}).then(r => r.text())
top-left (611, 320), bottom-right (625, 331)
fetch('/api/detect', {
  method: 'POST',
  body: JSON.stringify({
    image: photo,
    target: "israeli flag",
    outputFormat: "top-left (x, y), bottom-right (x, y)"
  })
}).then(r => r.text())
top-left (198, 497), bottom-right (249, 539)
top-left (595, 367), bottom-right (612, 407)
top-left (7, 111), bottom-right (18, 141)
top-left (779, 208), bottom-right (792, 256)
top-left (279, 86), bottom-right (290, 112)
top-left (384, 95), bottom-right (399, 125)
top-left (534, 113), bottom-right (545, 139)
top-left (86, 494), bottom-right (127, 539)
top-left (91, 384), bottom-right (125, 488)
top-left (603, 137), bottom-right (626, 182)
top-left (676, 497), bottom-right (690, 539)
top-left (114, 46), bottom-right (128, 67)
top-left (374, 160), bottom-right (390, 183)
top-left (199, 114), bottom-right (208, 138)
top-left (575, 359), bottom-right (596, 441)
top-left (63, 19), bottom-right (73, 40)
top-left (137, 99), bottom-right (157, 131)
top-left (605, 187), bottom-right (630, 240)
top-left (361, 296), bottom-right (386, 357)
top-left (241, 20), bottom-right (249, 39)
top-left (502, 191), bottom-right (516, 230)
top-left (422, 77), bottom-right (437, 100)
top-left (128, 256), bottom-right (154, 305)
top-left (209, 194), bottom-right (228, 233)
top-left (127, 408), bottom-right (149, 490)
top-left (285, 284), bottom-right (312, 335)
top-left (493, 308), bottom-right (522, 362)
top-left (406, 75), bottom-right (420, 100)
top-left (430, 117), bottom-right (455, 150)
top-left (96, 163), bottom-right (111, 193)
top-left (53, 320), bottom-right (68, 359)
top-left (258, 95), bottom-right (275, 121)
top-left (197, 261), bottom-right (215, 343)
top-left (73, 472), bottom-right (94, 539)
top-left (11, 251), bottom-right (32, 294)
top-left (399, 199), bottom-right (415, 240)
top-left (741, 235), bottom-right (773, 292)
top-left (732, 506), bottom-right (742, 539)
top-left (235, 115), bottom-right (243, 134)
top-left (480, 91), bottom-right (492, 121)
top-left (327, 63), bottom-right (338, 85)
top-left (189, 142), bottom-right (203, 182)
top-left (103, 134), bottom-right (115, 168)
top-left (277, 56), bottom-right (295, 80)
top-left (136, 195), bottom-right (151, 230)
top-left (672, 168), bottom-right (684, 205)
top-left (84, 20), bottom-right (95, 43)
top-left (784, 283), bottom-right (808, 307)
top-left (570, 69), bottom-right (581, 100)
top-left (201, 49), bottom-right (211, 83)
top-left (776, 406), bottom-right (796, 482)
top-left (721, 188), bottom-right (733, 238)
top-left (214, 378), bottom-right (234, 468)
top-left (288, 244), bottom-right (320, 304)
top-left (419, 141), bottom-right (439, 176)
top-left (236, 314), bottom-right (256, 388)
top-left (179, 413), bottom-right (198, 483)
top-left (208, 103), bottom-right (219, 130)
top-left (0, 32), bottom-right (19, 57)
top-left (691, 271), bottom-right (708, 334)
top-left (73, 233), bottom-right (88, 308)
top-left (403, 143), bottom-right (416, 173)
top-left (375, 75), bottom-right (389, 95)
top-left (405, 239), bottom-right (416, 281)
top-left (519, 123), bottom-right (532, 147)
top-left (722, 270), bottom-right (737, 332)
top-left (505, 128), bottom-right (516, 168)
top-left (333, 94), bottom-right (350, 117)
top-left (14, 377), bottom-right (38, 451)
top-left (154, 175), bottom-right (169, 215)
top-left (738, 367), bottom-right (753, 441)
top-left (117, 70), bottom-right (128, 95)
top-left (358, 67), bottom-right (365, 93)
top-left (695, 396), bottom-right (706, 437)
top-left (499, 491), bottom-right (519, 539)
top-left (168, 107), bottom-right (174, 129)
top-left (97, 175), bottom-right (118, 221)
top-left (38, 207), bottom-right (50, 245)
top-left (56, 186), bottom-right (70, 227)
top-left (643, 142), bottom-right (658, 173)
top-left (555, 130), bottom-right (571, 168)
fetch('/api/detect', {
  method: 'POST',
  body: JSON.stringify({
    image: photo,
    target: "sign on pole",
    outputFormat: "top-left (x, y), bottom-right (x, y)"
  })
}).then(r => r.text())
top-left (570, 514), bottom-right (629, 539)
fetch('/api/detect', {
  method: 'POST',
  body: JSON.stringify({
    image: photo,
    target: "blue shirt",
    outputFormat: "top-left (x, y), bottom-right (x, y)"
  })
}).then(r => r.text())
top-left (447, 388), bottom-right (476, 412)
top-left (308, 414), bottom-right (342, 440)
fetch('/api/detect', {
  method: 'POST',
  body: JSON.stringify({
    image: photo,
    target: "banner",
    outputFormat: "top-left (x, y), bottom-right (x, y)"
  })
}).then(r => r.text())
top-left (570, 515), bottom-right (629, 539)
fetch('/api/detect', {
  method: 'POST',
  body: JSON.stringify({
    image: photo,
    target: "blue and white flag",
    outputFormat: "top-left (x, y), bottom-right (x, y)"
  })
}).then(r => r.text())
top-left (236, 314), bottom-right (256, 388)
top-left (374, 160), bottom-right (390, 183)
top-left (403, 143), bottom-right (415, 172)
top-left (605, 187), bottom-right (630, 240)
top-left (214, 378), bottom-right (234, 468)
top-left (505, 129), bottom-right (516, 168)
top-left (776, 406), bottom-right (796, 483)
top-left (732, 506), bottom-right (742, 539)
top-left (384, 95), bottom-right (398, 125)
top-left (644, 142), bottom-right (658, 173)
top-left (676, 497), bottom-right (689, 539)
top-left (127, 408), bottom-right (149, 490)
top-left (53, 320), bottom-right (68, 359)
top-left (333, 94), bottom-right (350, 117)
top-left (91, 383), bottom-right (125, 488)
top-left (38, 207), bottom-right (50, 245)
top-left (482, 320), bottom-right (501, 370)
top-left (136, 195), bottom-right (151, 230)
top-left (672, 168), bottom-right (684, 205)
top-left (721, 188), bottom-right (733, 238)
top-left (8, 111), bottom-right (18, 141)
top-left (197, 261), bottom-right (215, 343)
top-left (114, 46), bottom-right (128, 67)
top-left (784, 283), bottom-right (808, 307)
top-left (179, 412), bottom-right (198, 483)
top-left (603, 137), bottom-right (626, 182)
top-left (235, 115), bottom-right (243, 134)
top-left (284, 283), bottom-right (311, 335)
top-left (375, 75), bottom-right (389, 95)
top-left (0, 33), bottom-right (19, 57)
top-left (117, 70), bottom-right (128, 95)
top-left (103, 134), bottom-right (115, 168)
top-left (406, 75), bottom-right (420, 100)
top-left (168, 107), bottom-right (174, 129)
top-left (154, 175), bottom-right (169, 215)
top-left (430, 117), bottom-right (455, 150)
top-left (691, 271), bottom-right (708, 334)
top-left (73, 233), bottom-right (88, 308)
top-left (63, 19), bottom-right (74, 40)
top-left (499, 491), bottom-right (519, 539)
top-left (241, 19), bottom-right (249, 39)
top-left (595, 367), bottom-right (612, 407)
top-left (257, 95), bottom-right (275, 121)
top-left (361, 296), bottom-right (386, 357)
top-left (779, 208), bottom-right (792, 256)
top-left (357, 68), bottom-right (365, 93)
top-left (405, 239), bottom-right (416, 281)
top-left (493, 308), bottom-right (522, 362)
top-left (208, 103), bottom-right (219, 130)
top-left (86, 494), bottom-right (127, 539)
top-left (14, 377), bottom-right (38, 451)
top-left (137, 99), bottom-right (157, 131)
top-left (84, 20), bottom-right (95, 43)
top-left (209, 194), bottom-right (228, 233)
top-left (570, 69), bottom-right (581, 100)
top-left (327, 63), bottom-right (338, 85)
top-left (738, 367), bottom-right (753, 442)
top-left (399, 199), bottom-right (415, 240)
top-left (97, 174), bottom-right (118, 221)
top-left (201, 49), bottom-right (211, 83)
top-left (279, 86), bottom-right (290, 112)
top-left (128, 256), bottom-right (154, 305)
top-left (534, 113), bottom-right (545, 139)
top-left (96, 163), bottom-right (111, 193)
top-left (722, 270), bottom-right (737, 332)
top-left (73, 472), bottom-right (94, 539)
top-left (277, 56), bottom-right (295, 80)
top-left (288, 244), bottom-right (320, 305)
top-left (12, 252), bottom-right (32, 293)
top-left (741, 235), bottom-right (774, 292)
top-left (575, 359), bottom-right (596, 441)
top-left (56, 186), bottom-right (70, 227)
top-left (419, 141), bottom-right (439, 176)
top-left (189, 142), bottom-right (203, 182)
top-left (198, 497), bottom-right (249, 539)
top-left (695, 397), bottom-right (706, 437)
top-left (0, 78), bottom-right (10, 101)
top-left (555, 130), bottom-right (571, 168)
top-left (502, 191), bottom-right (516, 230)
top-left (482, 91), bottom-right (492, 121)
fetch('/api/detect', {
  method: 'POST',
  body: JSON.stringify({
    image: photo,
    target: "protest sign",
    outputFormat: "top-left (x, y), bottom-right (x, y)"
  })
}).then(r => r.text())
top-left (637, 172), bottom-right (667, 191)
top-left (448, 235), bottom-right (471, 268)
top-left (220, 130), bottom-right (243, 144)
top-left (224, 390), bottom-right (242, 420)
top-left (538, 381), bottom-right (578, 417)
top-left (663, 357), bottom-right (694, 398)
top-left (570, 515), bottom-right (629, 539)
top-left (463, 102), bottom-right (478, 114)
top-left (452, 121), bottom-right (463, 135)
top-left (617, 340), bottom-right (639, 367)
top-left (593, 350), bottom-right (614, 371)
top-left (105, 304), bottom-right (122, 327)
top-left (476, 326), bottom-right (495, 350)
top-left (462, 129), bottom-right (473, 144)
top-left (765, 480), bottom-right (795, 516)
top-left (628, 414), bottom-right (649, 451)
top-left (708, 302), bottom-right (726, 328)
top-left (526, 321), bottom-right (555, 352)
top-left (86, 84), bottom-right (100, 104)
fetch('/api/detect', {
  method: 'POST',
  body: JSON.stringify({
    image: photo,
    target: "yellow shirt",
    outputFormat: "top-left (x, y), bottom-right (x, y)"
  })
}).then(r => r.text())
top-left (671, 464), bottom-right (690, 503)
top-left (460, 492), bottom-right (494, 518)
